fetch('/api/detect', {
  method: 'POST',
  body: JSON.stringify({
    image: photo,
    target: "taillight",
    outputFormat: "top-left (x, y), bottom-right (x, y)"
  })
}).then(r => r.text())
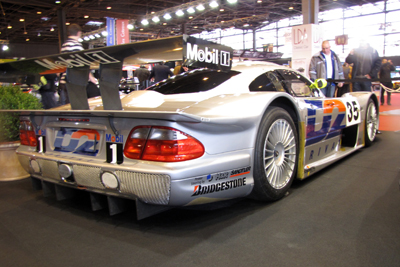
top-left (124, 126), bottom-right (204, 162)
top-left (19, 121), bottom-right (37, 147)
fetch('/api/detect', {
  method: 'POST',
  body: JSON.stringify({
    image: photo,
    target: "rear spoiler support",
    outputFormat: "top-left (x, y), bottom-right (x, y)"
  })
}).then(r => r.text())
top-left (98, 62), bottom-right (123, 110)
top-left (66, 66), bottom-right (91, 110)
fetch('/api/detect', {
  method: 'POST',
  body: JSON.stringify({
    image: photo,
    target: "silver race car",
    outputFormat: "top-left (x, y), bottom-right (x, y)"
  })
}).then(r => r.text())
top-left (1, 36), bottom-right (379, 219)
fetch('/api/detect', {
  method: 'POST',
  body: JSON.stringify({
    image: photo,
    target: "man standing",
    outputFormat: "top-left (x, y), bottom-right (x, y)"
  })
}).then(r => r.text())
top-left (134, 65), bottom-right (150, 90)
top-left (379, 59), bottom-right (395, 105)
top-left (149, 62), bottom-right (173, 83)
top-left (59, 24), bottom-right (97, 104)
top-left (309, 40), bottom-right (344, 97)
top-left (345, 40), bottom-right (381, 92)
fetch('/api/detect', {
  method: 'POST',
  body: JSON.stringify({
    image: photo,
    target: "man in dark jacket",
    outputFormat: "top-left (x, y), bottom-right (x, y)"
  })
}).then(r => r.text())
top-left (346, 41), bottom-right (381, 92)
top-left (134, 65), bottom-right (150, 89)
top-left (379, 59), bottom-right (395, 105)
top-left (149, 62), bottom-right (173, 83)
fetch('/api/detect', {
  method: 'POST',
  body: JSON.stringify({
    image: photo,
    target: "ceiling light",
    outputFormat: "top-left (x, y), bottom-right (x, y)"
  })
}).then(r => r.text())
top-left (163, 22), bottom-right (167, 25)
top-left (50, 27), bottom-right (54, 31)
top-left (127, 24), bottom-right (134, 29)
top-left (243, 24), bottom-right (249, 27)
top-left (141, 19), bottom-right (149, 25)
top-left (41, 17), bottom-right (50, 21)
top-left (78, 38), bottom-right (83, 42)
top-left (163, 13), bottom-right (172, 20)
top-left (95, 33), bottom-right (101, 38)
top-left (107, 6), bottom-right (112, 10)
top-left (7, 25), bottom-right (12, 29)
top-left (37, 32), bottom-right (41, 36)
top-left (101, 31), bottom-right (108, 36)
top-left (139, 28), bottom-right (144, 31)
top-left (55, 1), bottom-right (61, 4)
top-left (152, 16), bottom-right (160, 23)
top-left (37, 11), bottom-right (42, 14)
top-left (289, 6), bottom-right (294, 10)
top-left (194, 26), bottom-right (198, 28)
top-left (83, 36), bottom-right (90, 41)
top-left (227, 0), bottom-right (238, 3)
top-left (26, 38), bottom-right (30, 41)
top-left (2, 45), bottom-right (9, 51)
top-left (151, 11), bottom-right (155, 14)
top-left (89, 35), bottom-right (95, 39)
top-left (189, 16), bottom-right (193, 19)
top-left (257, 0), bottom-right (262, 3)
top-left (220, 8), bottom-right (224, 12)
top-left (171, 31), bottom-right (174, 33)
top-left (209, 1), bottom-right (219, 8)
top-left (187, 7), bottom-right (195, 14)
top-left (196, 4), bottom-right (205, 11)
top-left (19, 18), bottom-right (25, 22)
top-left (84, 15), bottom-right (89, 18)
top-left (24, 31), bottom-right (27, 34)
top-left (65, 22), bottom-right (70, 25)
top-left (86, 21), bottom-right (103, 26)
top-left (176, 10), bottom-right (184, 16)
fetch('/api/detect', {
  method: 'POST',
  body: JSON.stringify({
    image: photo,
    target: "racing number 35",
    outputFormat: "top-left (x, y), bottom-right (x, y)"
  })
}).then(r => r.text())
top-left (346, 100), bottom-right (361, 126)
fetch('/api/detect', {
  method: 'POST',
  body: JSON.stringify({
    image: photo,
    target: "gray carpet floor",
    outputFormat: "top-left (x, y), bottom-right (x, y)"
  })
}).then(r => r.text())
top-left (1, 131), bottom-right (400, 267)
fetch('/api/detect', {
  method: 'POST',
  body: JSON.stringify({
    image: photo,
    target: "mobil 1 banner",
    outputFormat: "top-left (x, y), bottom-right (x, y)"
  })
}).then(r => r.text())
top-left (183, 35), bottom-right (233, 71)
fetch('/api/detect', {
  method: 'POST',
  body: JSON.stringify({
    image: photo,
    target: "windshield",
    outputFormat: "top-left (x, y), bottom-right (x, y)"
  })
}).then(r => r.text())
top-left (147, 69), bottom-right (240, 95)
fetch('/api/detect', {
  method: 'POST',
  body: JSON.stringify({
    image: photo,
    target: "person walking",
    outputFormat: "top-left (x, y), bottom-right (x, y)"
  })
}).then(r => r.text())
top-left (309, 40), bottom-right (344, 97)
top-left (345, 40), bottom-right (381, 92)
top-left (59, 24), bottom-right (97, 104)
top-left (379, 59), bottom-right (395, 105)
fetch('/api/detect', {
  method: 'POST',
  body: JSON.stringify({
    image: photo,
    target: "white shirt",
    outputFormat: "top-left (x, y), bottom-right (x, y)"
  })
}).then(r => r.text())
top-left (323, 52), bottom-right (333, 79)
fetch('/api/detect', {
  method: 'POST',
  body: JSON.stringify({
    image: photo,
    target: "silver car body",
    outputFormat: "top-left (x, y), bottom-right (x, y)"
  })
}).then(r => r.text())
top-left (15, 61), bottom-right (379, 210)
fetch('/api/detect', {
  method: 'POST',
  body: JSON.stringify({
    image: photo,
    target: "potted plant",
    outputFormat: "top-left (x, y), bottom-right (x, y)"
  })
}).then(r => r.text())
top-left (0, 84), bottom-right (42, 181)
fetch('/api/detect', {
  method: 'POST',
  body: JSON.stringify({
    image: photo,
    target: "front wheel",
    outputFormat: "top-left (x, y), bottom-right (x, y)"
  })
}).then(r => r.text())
top-left (251, 107), bottom-right (298, 201)
top-left (365, 99), bottom-right (378, 147)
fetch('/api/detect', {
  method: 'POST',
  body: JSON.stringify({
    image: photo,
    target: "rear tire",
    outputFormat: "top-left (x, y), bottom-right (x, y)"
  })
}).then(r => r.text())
top-left (365, 99), bottom-right (378, 147)
top-left (251, 107), bottom-right (298, 201)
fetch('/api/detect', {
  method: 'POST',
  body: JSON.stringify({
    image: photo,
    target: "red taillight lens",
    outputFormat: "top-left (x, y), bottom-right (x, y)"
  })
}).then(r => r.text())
top-left (19, 121), bottom-right (37, 147)
top-left (124, 126), bottom-right (204, 162)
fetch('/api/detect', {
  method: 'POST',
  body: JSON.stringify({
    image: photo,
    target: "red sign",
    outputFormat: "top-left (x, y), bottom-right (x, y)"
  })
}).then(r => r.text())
top-left (335, 35), bottom-right (348, 45)
top-left (116, 19), bottom-right (129, 44)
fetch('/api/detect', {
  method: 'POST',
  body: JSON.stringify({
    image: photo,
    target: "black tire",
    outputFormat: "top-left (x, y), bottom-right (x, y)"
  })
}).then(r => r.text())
top-left (364, 99), bottom-right (378, 147)
top-left (251, 107), bottom-right (298, 201)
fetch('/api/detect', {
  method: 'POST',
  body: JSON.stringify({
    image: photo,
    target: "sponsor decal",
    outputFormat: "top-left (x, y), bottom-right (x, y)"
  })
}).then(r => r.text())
top-left (36, 129), bottom-right (46, 136)
top-left (307, 138), bottom-right (339, 161)
top-left (34, 51), bottom-right (120, 70)
top-left (186, 43), bottom-right (230, 67)
top-left (305, 100), bottom-right (346, 146)
top-left (207, 171), bottom-right (229, 182)
top-left (105, 133), bottom-right (124, 143)
top-left (191, 177), bottom-right (247, 196)
top-left (54, 128), bottom-right (100, 156)
top-left (230, 166), bottom-right (251, 177)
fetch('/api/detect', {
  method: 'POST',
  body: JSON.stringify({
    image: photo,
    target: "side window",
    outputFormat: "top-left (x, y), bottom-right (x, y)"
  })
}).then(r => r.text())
top-left (249, 71), bottom-right (285, 92)
top-left (275, 69), bottom-right (312, 97)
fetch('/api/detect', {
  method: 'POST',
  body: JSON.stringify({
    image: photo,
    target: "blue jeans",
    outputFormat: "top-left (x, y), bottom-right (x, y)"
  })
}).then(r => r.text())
top-left (320, 83), bottom-right (336, 97)
top-left (353, 80), bottom-right (372, 92)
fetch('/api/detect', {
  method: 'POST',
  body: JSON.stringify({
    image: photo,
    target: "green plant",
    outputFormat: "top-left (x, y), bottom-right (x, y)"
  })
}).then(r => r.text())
top-left (0, 85), bottom-right (42, 142)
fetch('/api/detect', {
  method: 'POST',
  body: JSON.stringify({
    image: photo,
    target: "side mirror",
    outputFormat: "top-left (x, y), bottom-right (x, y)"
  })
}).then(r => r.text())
top-left (310, 78), bottom-right (327, 89)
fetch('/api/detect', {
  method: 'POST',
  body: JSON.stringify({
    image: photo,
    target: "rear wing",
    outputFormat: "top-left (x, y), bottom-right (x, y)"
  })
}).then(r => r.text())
top-left (0, 35), bottom-right (233, 111)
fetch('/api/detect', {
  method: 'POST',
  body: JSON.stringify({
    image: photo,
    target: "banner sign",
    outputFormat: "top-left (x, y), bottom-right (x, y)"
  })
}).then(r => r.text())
top-left (116, 19), bottom-right (129, 45)
top-left (183, 35), bottom-right (233, 71)
top-left (106, 17), bottom-right (115, 46)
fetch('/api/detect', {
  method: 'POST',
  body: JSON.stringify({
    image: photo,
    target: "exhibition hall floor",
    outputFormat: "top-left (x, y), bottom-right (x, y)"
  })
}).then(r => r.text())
top-left (1, 98), bottom-right (400, 266)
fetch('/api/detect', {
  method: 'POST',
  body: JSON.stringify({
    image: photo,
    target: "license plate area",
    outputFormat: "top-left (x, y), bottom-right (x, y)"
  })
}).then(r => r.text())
top-left (53, 128), bottom-right (101, 156)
